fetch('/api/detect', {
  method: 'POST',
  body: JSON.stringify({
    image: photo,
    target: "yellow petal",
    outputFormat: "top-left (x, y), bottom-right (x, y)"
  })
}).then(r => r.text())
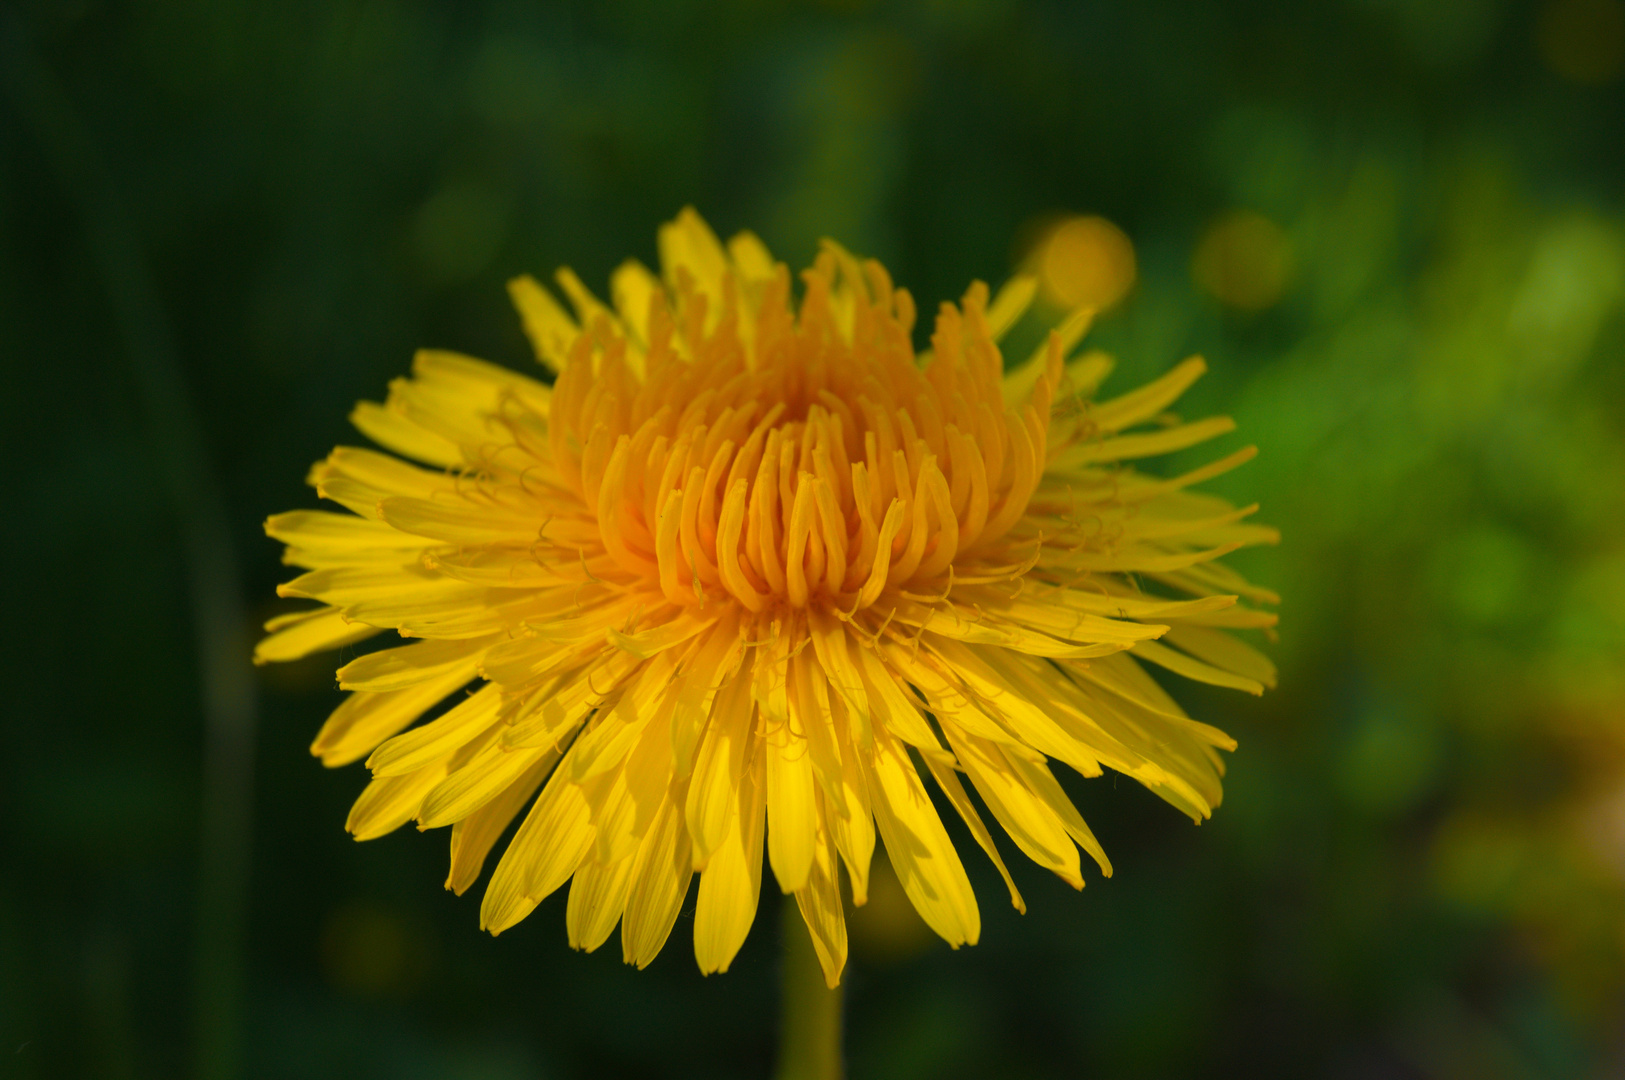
top-left (338, 635), bottom-right (496, 692)
top-left (1152, 558), bottom-right (1281, 606)
top-left (852, 644), bottom-right (952, 763)
top-left (570, 653), bottom-right (681, 782)
top-left (984, 274), bottom-right (1038, 340)
top-left (766, 706), bottom-right (817, 894)
top-left (308, 447), bottom-right (448, 516)
top-left (919, 752), bottom-right (1025, 913)
top-left (606, 608), bottom-right (716, 659)
top-left (685, 650), bottom-right (757, 868)
top-left (567, 853), bottom-right (636, 952)
top-left (806, 608), bottom-right (868, 734)
top-left (350, 400), bottom-right (463, 467)
top-left (669, 609), bottom-right (746, 777)
top-left (501, 649), bottom-right (642, 747)
top-left (592, 698), bottom-right (676, 865)
top-left (1044, 541), bottom-right (1243, 576)
top-left (418, 738), bottom-right (558, 829)
top-left (345, 585), bottom-right (543, 639)
top-left (879, 643), bottom-right (1020, 749)
top-left (954, 582), bottom-right (1234, 623)
top-left (276, 563), bottom-right (474, 609)
top-left (789, 646), bottom-right (849, 819)
top-left (727, 230), bottom-right (777, 283)
top-left (264, 510), bottom-right (427, 553)
top-left (367, 682), bottom-right (505, 777)
top-left (945, 593), bottom-right (1167, 646)
top-left (481, 764), bottom-right (593, 934)
top-left (478, 636), bottom-right (577, 690)
top-left (311, 657), bottom-right (480, 767)
top-left (693, 749), bottom-right (766, 974)
top-left (1162, 624), bottom-right (1277, 689)
top-left (347, 761), bottom-right (448, 841)
top-left (1131, 639), bottom-right (1266, 696)
top-left (918, 638), bottom-right (1106, 779)
top-left (507, 274), bottom-right (578, 372)
top-left (793, 802), bottom-right (848, 988)
top-left (885, 598), bottom-right (1147, 658)
top-left (610, 258), bottom-right (662, 349)
top-left (377, 495), bottom-right (545, 545)
top-left (621, 785), bottom-right (695, 968)
top-left (1053, 415), bottom-right (1236, 468)
top-left (1003, 302), bottom-right (1092, 405)
top-left (423, 545), bottom-right (590, 588)
top-left (446, 752), bottom-right (556, 895)
top-left (254, 606), bottom-right (380, 665)
top-left (411, 348), bottom-right (552, 419)
top-left (554, 266), bottom-right (622, 340)
top-left (937, 722), bottom-right (1082, 889)
top-left (1000, 750), bottom-right (1112, 876)
top-left (658, 206), bottom-right (729, 299)
top-left (861, 726), bottom-right (979, 947)
top-left (825, 694), bottom-right (875, 906)
top-left (1086, 356), bottom-right (1207, 432)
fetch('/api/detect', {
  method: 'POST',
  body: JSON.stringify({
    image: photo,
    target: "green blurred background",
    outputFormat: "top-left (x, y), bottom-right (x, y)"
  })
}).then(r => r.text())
top-left (4, 0), bottom-right (1625, 1076)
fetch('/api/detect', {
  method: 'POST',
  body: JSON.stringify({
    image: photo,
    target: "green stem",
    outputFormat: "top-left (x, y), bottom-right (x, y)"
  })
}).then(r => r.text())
top-left (774, 897), bottom-right (844, 1080)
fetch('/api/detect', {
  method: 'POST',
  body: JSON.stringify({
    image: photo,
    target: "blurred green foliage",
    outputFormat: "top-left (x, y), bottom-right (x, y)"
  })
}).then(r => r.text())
top-left (3, 0), bottom-right (1624, 1077)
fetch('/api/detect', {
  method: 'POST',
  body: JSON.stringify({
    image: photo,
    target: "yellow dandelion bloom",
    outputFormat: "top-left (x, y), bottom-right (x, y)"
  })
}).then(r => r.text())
top-left (259, 208), bottom-right (1278, 987)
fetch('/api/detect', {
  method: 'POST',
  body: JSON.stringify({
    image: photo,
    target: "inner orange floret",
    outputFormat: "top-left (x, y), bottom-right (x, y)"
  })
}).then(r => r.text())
top-left (535, 246), bottom-right (1060, 619)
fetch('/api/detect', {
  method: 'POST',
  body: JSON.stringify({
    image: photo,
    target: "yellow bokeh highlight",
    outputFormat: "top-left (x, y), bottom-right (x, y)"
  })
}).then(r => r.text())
top-left (1029, 214), bottom-right (1138, 312)
top-left (320, 902), bottom-right (431, 997)
top-left (1192, 210), bottom-right (1294, 311)
top-left (847, 851), bottom-right (936, 965)
top-left (1538, 0), bottom-right (1625, 85)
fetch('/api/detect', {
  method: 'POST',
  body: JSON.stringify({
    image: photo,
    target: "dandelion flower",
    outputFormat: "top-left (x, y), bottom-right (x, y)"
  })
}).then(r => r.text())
top-left (259, 208), bottom-right (1278, 987)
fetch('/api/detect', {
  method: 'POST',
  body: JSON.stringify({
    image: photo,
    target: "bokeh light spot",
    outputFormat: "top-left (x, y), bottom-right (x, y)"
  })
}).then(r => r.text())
top-left (411, 181), bottom-right (513, 285)
top-left (1508, 214), bottom-right (1625, 381)
top-left (466, 37), bottom-right (559, 127)
top-left (1338, 709), bottom-right (1444, 816)
top-left (1029, 214), bottom-right (1137, 313)
top-left (1372, 0), bottom-right (1504, 69)
top-left (320, 902), bottom-right (432, 998)
top-left (1538, 0), bottom-right (1625, 85)
top-left (848, 851), bottom-right (936, 965)
top-left (1431, 815), bottom-right (1531, 911)
top-left (1191, 210), bottom-right (1293, 311)
top-left (1431, 525), bottom-right (1535, 626)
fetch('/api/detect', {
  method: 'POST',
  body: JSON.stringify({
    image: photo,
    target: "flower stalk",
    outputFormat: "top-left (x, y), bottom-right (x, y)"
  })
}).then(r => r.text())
top-left (776, 896), bottom-right (844, 1080)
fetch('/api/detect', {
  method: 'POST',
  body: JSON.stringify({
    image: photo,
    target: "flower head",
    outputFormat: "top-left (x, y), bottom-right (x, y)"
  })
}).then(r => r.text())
top-left (260, 209), bottom-right (1278, 986)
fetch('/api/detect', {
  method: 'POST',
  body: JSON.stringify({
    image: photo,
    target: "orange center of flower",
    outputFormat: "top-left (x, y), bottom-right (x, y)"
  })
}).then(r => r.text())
top-left (539, 249), bottom-right (1063, 615)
